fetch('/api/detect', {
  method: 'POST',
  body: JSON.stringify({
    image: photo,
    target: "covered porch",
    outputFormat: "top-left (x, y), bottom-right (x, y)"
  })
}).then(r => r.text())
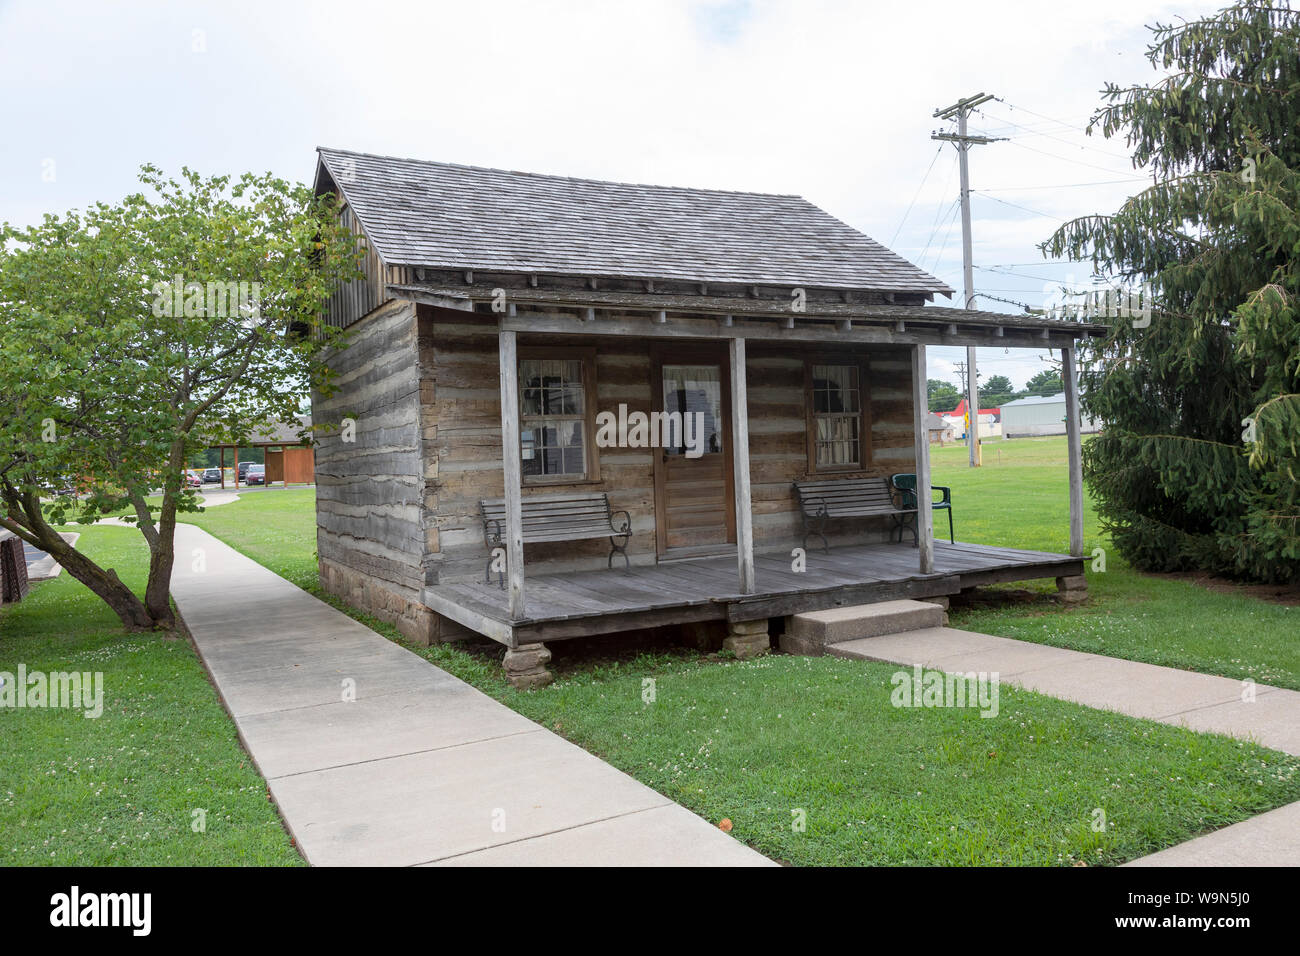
top-left (422, 537), bottom-right (1086, 647)
top-left (401, 282), bottom-right (1101, 685)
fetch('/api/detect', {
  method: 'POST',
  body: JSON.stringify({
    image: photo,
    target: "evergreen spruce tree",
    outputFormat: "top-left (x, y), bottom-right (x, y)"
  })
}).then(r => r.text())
top-left (1045, 0), bottom-right (1300, 582)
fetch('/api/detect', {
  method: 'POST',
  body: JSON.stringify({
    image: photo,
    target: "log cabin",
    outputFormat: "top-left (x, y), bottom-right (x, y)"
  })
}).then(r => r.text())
top-left (310, 147), bottom-right (1103, 687)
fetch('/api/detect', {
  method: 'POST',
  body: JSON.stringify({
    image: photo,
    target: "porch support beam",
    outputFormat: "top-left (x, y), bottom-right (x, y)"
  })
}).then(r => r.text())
top-left (729, 337), bottom-right (756, 594)
top-left (498, 326), bottom-right (526, 619)
top-left (1062, 344), bottom-right (1085, 557)
top-left (911, 344), bottom-right (935, 574)
top-left (495, 309), bottom-right (1088, 350)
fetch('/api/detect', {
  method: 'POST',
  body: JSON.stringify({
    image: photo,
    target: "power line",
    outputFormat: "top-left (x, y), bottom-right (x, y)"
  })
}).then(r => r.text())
top-left (993, 98), bottom-right (1099, 133)
top-left (981, 110), bottom-right (1136, 163)
top-left (974, 287), bottom-right (1062, 294)
top-left (978, 264), bottom-right (1088, 283)
top-left (978, 176), bottom-right (1148, 192)
top-left (981, 260), bottom-right (1081, 268)
top-left (1004, 138), bottom-right (1139, 176)
top-left (926, 198), bottom-right (964, 273)
top-left (889, 144), bottom-right (946, 248)
top-left (916, 197), bottom-right (960, 268)
top-left (971, 190), bottom-right (1066, 222)
top-left (973, 292), bottom-right (1040, 312)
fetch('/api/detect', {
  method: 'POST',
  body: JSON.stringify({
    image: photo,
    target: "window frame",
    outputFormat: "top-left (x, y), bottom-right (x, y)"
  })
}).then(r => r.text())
top-left (803, 356), bottom-right (873, 475)
top-left (516, 346), bottom-right (601, 486)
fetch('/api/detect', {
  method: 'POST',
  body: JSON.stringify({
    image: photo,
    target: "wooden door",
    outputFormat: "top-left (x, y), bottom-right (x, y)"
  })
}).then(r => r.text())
top-left (652, 348), bottom-right (735, 557)
top-left (264, 449), bottom-right (284, 485)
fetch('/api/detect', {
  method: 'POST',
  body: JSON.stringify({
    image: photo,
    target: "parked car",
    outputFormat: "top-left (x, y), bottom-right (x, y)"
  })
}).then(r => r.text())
top-left (201, 468), bottom-right (222, 483)
top-left (245, 464), bottom-right (266, 485)
top-left (43, 475), bottom-right (78, 497)
top-left (182, 470), bottom-right (202, 489)
top-left (236, 461), bottom-right (253, 481)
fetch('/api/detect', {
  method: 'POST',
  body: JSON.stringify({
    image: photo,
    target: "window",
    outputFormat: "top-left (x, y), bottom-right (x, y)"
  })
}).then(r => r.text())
top-left (660, 364), bottom-right (723, 456)
top-left (807, 361), bottom-right (870, 472)
top-left (518, 350), bottom-right (598, 482)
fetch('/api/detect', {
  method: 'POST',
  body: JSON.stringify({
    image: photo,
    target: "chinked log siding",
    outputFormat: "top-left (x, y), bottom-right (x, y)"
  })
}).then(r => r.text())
top-left (313, 298), bottom-right (446, 640)
top-left (417, 305), bottom-right (918, 584)
top-left (425, 307), bottom-right (659, 583)
top-left (744, 344), bottom-right (915, 549)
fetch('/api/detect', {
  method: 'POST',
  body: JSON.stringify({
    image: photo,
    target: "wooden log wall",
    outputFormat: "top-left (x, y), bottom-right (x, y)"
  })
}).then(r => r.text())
top-left (420, 306), bottom-right (919, 584)
top-left (422, 307), bottom-right (660, 584)
top-left (744, 343), bottom-right (916, 551)
top-left (314, 298), bottom-right (430, 604)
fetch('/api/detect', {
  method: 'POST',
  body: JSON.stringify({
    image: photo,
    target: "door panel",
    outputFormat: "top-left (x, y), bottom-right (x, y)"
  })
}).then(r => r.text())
top-left (653, 352), bottom-right (735, 556)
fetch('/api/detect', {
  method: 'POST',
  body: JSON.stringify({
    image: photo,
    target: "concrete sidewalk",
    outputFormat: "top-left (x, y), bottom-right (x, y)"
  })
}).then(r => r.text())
top-left (829, 626), bottom-right (1300, 866)
top-left (1123, 800), bottom-right (1300, 867)
top-left (170, 524), bottom-right (771, 867)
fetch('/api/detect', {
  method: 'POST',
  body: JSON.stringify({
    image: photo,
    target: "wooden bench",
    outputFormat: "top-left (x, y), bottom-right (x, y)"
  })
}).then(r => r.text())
top-left (792, 477), bottom-right (916, 553)
top-left (0, 531), bottom-right (29, 603)
top-left (480, 492), bottom-right (632, 587)
top-left (890, 473), bottom-right (955, 543)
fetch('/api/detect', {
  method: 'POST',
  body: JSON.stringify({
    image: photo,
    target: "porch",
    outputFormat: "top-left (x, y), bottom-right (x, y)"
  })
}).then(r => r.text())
top-left (422, 538), bottom-right (1084, 647)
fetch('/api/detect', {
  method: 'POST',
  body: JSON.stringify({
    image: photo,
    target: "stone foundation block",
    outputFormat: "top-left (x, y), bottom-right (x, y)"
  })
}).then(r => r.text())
top-left (723, 620), bottom-right (770, 660)
top-left (504, 642), bottom-right (554, 689)
top-left (1055, 574), bottom-right (1089, 605)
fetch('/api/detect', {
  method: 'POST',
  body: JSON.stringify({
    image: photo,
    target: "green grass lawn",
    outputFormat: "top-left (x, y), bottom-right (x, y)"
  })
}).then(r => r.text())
top-left (0, 525), bottom-right (302, 866)
top-left (176, 489), bottom-right (319, 591)
top-left (14, 443), bottom-right (1299, 867)
top-left (319, 602), bottom-right (1300, 866)
top-left (500, 654), bottom-right (1299, 865)
top-left (931, 437), bottom-right (1300, 691)
top-left (150, 479), bottom-right (1300, 866)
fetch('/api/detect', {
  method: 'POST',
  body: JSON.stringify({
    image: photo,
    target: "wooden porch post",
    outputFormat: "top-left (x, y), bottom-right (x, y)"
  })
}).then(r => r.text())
top-left (219, 446), bottom-right (225, 490)
top-left (498, 327), bottom-right (526, 619)
top-left (1062, 344), bottom-right (1085, 557)
top-left (911, 344), bottom-right (935, 574)
top-left (729, 337), bottom-right (755, 594)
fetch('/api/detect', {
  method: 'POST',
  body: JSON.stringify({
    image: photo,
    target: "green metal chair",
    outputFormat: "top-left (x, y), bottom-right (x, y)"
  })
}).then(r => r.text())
top-left (890, 473), bottom-right (954, 543)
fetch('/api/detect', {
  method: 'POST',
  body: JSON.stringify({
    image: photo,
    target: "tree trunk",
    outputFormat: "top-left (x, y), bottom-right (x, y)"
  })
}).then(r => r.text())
top-left (144, 543), bottom-right (177, 628)
top-left (142, 441), bottom-right (186, 627)
top-left (50, 538), bottom-right (156, 630)
top-left (1, 492), bottom-right (156, 630)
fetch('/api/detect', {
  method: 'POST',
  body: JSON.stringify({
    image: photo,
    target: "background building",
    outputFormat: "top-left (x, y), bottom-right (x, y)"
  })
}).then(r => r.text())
top-left (1000, 392), bottom-right (1100, 438)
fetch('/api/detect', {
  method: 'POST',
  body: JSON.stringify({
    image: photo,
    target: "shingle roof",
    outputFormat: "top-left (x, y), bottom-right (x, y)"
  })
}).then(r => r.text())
top-left (315, 147), bottom-right (954, 296)
top-left (250, 414), bottom-right (312, 445)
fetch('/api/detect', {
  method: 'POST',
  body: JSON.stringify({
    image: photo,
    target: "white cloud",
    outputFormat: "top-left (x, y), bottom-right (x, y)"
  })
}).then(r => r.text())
top-left (1, 0), bottom-right (1218, 387)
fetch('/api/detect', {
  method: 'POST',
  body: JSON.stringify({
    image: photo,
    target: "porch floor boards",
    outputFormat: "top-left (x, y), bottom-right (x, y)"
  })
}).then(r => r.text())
top-left (423, 540), bottom-right (1084, 646)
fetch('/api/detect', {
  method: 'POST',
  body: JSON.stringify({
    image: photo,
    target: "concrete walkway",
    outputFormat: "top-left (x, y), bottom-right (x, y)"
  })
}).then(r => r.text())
top-left (170, 524), bottom-right (771, 867)
top-left (830, 627), bottom-right (1300, 865)
top-left (196, 490), bottom-right (240, 507)
top-left (1124, 800), bottom-right (1300, 867)
top-left (25, 531), bottom-right (79, 581)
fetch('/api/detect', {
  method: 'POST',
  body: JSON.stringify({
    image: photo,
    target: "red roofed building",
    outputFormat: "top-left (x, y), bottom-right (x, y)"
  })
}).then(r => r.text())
top-left (945, 398), bottom-right (1001, 420)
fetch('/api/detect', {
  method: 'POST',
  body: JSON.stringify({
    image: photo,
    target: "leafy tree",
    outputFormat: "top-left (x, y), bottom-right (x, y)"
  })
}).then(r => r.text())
top-left (979, 374), bottom-right (1015, 406)
top-left (1045, 0), bottom-right (1300, 582)
top-left (927, 378), bottom-right (961, 412)
top-left (1025, 369), bottom-right (1064, 396)
top-left (0, 166), bottom-right (359, 628)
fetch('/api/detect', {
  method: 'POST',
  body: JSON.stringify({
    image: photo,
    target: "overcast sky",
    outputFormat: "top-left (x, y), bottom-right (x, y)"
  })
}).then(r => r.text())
top-left (0, 0), bottom-right (1223, 393)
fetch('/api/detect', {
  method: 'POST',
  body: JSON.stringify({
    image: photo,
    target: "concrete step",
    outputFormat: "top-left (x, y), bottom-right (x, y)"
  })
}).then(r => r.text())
top-left (780, 599), bottom-right (945, 656)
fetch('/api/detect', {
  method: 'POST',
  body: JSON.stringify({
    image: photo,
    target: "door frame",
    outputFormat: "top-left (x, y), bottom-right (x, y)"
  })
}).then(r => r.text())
top-left (650, 343), bottom-right (737, 558)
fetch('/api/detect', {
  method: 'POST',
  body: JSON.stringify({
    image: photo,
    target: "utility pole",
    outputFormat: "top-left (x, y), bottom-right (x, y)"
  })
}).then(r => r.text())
top-left (932, 93), bottom-right (1004, 467)
top-left (954, 360), bottom-right (968, 396)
